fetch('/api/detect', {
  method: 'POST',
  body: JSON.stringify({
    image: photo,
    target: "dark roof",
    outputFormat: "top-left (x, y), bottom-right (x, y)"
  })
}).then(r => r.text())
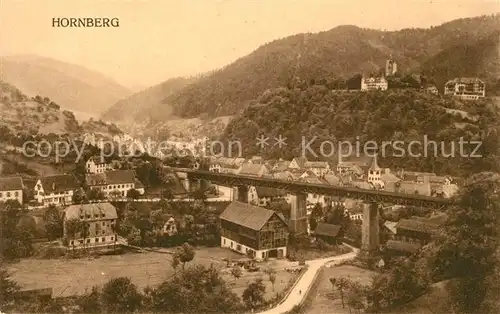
top-left (88, 156), bottom-right (107, 165)
top-left (314, 223), bottom-right (341, 237)
top-left (395, 218), bottom-right (441, 234)
top-left (85, 170), bottom-right (136, 186)
top-left (238, 163), bottom-right (267, 176)
top-left (0, 176), bottom-right (23, 191)
top-left (386, 240), bottom-right (421, 254)
top-left (39, 175), bottom-right (80, 193)
top-left (17, 215), bottom-right (46, 238)
top-left (255, 186), bottom-right (287, 198)
top-left (105, 170), bottom-right (136, 184)
top-left (220, 201), bottom-right (285, 231)
top-left (292, 157), bottom-right (308, 168)
top-left (65, 202), bottom-right (118, 221)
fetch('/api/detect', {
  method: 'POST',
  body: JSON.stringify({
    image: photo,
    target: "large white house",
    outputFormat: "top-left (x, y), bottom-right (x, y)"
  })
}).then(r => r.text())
top-left (0, 176), bottom-right (24, 205)
top-left (34, 174), bottom-right (80, 206)
top-left (85, 156), bottom-right (111, 174)
top-left (63, 202), bottom-right (118, 249)
top-left (444, 77), bottom-right (485, 100)
top-left (361, 76), bottom-right (388, 91)
top-left (85, 170), bottom-right (145, 198)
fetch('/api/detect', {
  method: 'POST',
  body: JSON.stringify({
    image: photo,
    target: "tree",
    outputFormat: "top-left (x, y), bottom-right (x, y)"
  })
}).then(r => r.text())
top-left (175, 242), bottom-right (195, 270)
top-left (231, 266), bottom-right (243, 282)
top-left (126, 189), bottom-right (141, 200)
top-left (100, 277), bottom-right (142, 313)
top-left (162, 187), bottom-right (174, 200)
top-left (171, 256), bottom-right (180, 274)
top-left (366, 258), bottom-right (429, 311)
top-left (43, 205), bottom-right (63, 241)
top-left (0, 268), bottom-right (20, 307)
top-left (433, 172), bottom-right (499, 313)
top-left (264, 268), bottom-right (277, 291)
top-left (78, 286), bottom-right (101, 313)
top-left (346, 281), bottom-right (368, 314)
top-left (242, 278), bottom-right (266, 310)
top-left (65, 218), bottom-right (83, 246)
top-left (268, 272), bottom-right (277, 292)
top-left (72, 189), bottom-right (87, 204)
top-left (330, 277), bottom-right (350, 308)
top-left (88, 189), bottom-right (105, 201)
top-left (152, 264), bottom-right (242, 313)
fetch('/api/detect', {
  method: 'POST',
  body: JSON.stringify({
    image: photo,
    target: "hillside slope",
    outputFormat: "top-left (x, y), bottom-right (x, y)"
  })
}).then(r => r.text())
top-left (162, 14), bottom-right (499, 118)
top-left (0, 81), bottom-right (122, 138)
top-left (101, 76), bottom-right (197, 123)
top-left (0, 54), bottom-right (132, 115)
top-left (221, 87), bottom-right (500, 177)
top-left (419, 31), bottom-right (500, 91)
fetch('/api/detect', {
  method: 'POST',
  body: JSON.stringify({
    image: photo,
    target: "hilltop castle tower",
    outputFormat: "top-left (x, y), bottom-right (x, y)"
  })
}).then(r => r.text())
top-left (385, 57), bottom-right (397, 77)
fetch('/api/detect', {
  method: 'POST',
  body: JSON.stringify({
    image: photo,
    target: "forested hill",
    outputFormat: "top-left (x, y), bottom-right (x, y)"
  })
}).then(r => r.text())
top-left (419, 31), bottom-right (500, 91)
top-left (221, 87), bottom-right (500, 177)
top-left (164, 14), bottom-right (499, 118)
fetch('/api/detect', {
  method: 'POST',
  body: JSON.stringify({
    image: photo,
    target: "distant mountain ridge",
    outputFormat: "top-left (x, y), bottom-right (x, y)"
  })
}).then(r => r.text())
top-left (0, 54), bottom-right (132, 115)
top-left (101, 76), bottom-right (197, 124)
top-left (158, 14), bottom-right (498, 119)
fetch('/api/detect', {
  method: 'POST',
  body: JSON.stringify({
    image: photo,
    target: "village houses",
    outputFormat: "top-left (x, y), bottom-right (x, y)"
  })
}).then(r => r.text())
top-left (34, 174), bottom-right (80, 206)
top-left (0, 176), bottom-right (24, 205)
top-left (248, 186), bottom-right (288, 207)
top-left (63, 202), bottom-right (118, 249)
top-left (85, 170), bottom-right (145, 198)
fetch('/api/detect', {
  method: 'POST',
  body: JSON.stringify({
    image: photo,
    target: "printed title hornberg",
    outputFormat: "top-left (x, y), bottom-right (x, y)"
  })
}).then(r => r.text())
top-left (52, 17), bottom-right (119, 28)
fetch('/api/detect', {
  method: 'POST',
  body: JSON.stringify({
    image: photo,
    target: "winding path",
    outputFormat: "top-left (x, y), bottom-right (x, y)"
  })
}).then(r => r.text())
top-left (258, 245), bottom-right (360, 314)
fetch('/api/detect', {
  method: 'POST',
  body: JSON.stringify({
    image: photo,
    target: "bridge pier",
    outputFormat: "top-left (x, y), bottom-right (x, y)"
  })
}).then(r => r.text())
top-left (232, 186), bottom-right (249, 203)
top-left (289, 192), bottom-right (308, 234)
top-left (360, 202), bottom-right (380, 257)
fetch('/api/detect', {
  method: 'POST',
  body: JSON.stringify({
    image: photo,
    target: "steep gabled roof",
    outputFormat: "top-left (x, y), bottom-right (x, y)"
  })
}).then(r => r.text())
top-left (314, 223), bottom-right (341, 237)
top-left (0, 176), bottom-right (23, 191)
top-left (65, 202), bottom-right (118, 221)
top-left (86, 170), bottom-right (137, 186)
top-left (304, 161), bottom-right (329, 169)
top-left (386, 240), bottom-right (421, 254)
top-left (395, 218), bottom-right (442, 234)
top-left (220, 201), bottom-right (285, 231)
top-left (291, 156), bottom-right (308, 168)
top-left (39, 174), bottom-right (80, 193)
top-left (238, 163), bottom-right (267, 177)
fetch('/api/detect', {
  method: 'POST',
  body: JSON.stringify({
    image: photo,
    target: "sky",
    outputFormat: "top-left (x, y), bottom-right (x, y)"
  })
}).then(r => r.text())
top-left (1, 0), bottom-right (498, 88)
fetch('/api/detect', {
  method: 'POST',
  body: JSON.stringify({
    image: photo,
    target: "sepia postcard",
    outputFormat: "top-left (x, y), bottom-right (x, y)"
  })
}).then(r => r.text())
top-left (0, 0), bottom-right (499, 313)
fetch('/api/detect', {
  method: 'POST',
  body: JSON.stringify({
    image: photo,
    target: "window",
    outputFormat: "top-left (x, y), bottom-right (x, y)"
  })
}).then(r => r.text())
top-left (14, 191), bottom-right (19, 197)
top-left (70, 240), bottom-right (74, 245)
top-left (102, 237), bottom-right (105, 242)
top-left (0, 192), bottom-right (2, 197)
top-left (102, 230), bottom-right (105, 235)
top-left (223, 239), bottom-right (226, 245)
top-left (7, 192), bottom-right (10, 197)
top-left (111, 236), bottom-right (114, 241)
top-left (95, 238), bottom-right (99, 243)
top-left (87, 239), bottom-right (90, 243)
